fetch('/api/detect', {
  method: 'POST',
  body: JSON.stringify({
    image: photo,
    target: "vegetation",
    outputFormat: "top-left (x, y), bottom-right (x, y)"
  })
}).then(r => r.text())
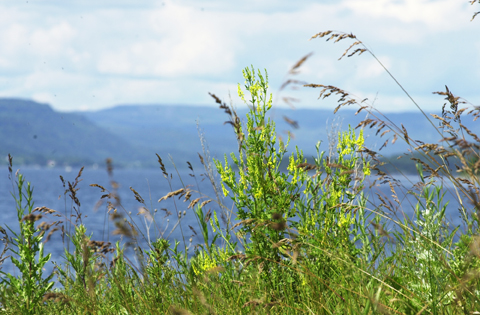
top-left (1, 7), bottom-right (480, 313)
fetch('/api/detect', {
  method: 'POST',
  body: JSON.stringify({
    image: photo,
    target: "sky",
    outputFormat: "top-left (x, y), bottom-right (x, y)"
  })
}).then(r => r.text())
top-left (0, 0), bottom-right (478, 113)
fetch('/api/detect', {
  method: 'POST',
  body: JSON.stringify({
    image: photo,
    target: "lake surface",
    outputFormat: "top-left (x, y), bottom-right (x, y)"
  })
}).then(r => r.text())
top-left (0, 166), bottom-right (472, 279)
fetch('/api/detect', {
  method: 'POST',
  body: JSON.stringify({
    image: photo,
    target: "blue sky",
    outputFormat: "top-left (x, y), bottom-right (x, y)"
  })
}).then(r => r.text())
top-left (0, 0), bottom-right (478, 112)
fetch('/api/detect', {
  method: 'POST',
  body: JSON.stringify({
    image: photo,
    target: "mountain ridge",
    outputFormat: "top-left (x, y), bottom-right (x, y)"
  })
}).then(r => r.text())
top-left (0, 98), bottom-right (146, 167)
top-left (1, 98), bottom-right (478, 173)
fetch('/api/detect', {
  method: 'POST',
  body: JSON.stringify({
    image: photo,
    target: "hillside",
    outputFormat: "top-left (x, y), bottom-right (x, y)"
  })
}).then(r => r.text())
top-left (77, 103), bottom-right (480, 174)
top-left (79, 103), bottom-right (451, 158)
top-left (0, 99), bottom-right (147, 167)
top-left (2, 98), bottom-right (478, 173)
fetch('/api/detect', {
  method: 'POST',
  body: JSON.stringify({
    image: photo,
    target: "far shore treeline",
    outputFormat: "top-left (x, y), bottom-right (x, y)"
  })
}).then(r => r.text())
top-left (1, 98), bottom-right (475, 174)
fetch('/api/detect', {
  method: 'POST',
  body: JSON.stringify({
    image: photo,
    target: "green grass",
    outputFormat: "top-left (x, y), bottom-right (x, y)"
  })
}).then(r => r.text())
top-left (1, 20), bottom-right (480, 314)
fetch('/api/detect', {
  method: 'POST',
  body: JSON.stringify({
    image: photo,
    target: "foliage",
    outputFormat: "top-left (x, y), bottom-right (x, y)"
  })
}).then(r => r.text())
top-left (0, 172), bottom-right (54, 314)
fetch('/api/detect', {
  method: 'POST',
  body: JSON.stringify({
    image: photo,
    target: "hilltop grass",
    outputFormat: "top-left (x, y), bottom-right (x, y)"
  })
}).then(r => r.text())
top-left (1, 16), bottom-right (480, 314)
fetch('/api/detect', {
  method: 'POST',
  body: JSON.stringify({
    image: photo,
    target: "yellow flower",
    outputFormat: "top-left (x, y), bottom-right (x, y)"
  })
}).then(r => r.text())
top-left (238, 83), bottom-right (246, 103)
top-left (210, 211), bottom-right (221, 233)
top-left (338, 212), bottom-right (353, 229)
top-left (220, 183), bottom-right (229, 197)
top-left (193, 251), bottom-right (217, 275)
top-left (266, 94), bottom-right (273, 110)
top-left (363, 161), bottom-right (371, 176)
top-left (356, 129), bottom-right (365, 148)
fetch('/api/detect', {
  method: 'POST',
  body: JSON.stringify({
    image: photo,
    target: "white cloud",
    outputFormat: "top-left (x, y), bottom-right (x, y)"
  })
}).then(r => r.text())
top-left (80, 4), bottom-right (240, 78)
top-left (0, 0), bottom-right (477, 112)
top-left (31, 92), bottom-right (57, 106)
top-left (30, 22), bottom-right (75, 55)
top-left (355, 56), bottom-right (392, 79)
top-left (343, 0), bottom-right (468, 31)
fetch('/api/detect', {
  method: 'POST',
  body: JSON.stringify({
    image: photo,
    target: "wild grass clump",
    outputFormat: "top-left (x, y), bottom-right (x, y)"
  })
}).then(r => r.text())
top-left (1, 8), bottom-right (480, 313)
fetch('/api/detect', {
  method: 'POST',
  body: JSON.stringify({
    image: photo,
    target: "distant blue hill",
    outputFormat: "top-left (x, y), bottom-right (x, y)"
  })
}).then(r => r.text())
top-left (1, 98), bottom-right (478, 173)
top-left (0, 98), bottom-right (145, 167)
top-left (78, 103), bottom-right (453, 160)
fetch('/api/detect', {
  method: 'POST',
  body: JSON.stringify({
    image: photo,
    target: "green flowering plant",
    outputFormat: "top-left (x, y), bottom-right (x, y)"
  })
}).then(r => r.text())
top-left (55, 224), bottom-right (101, 290)
top-left (215, 65), bottom-right (376, 262)
top-left (210, 66), bottom-right (379, 300)
top-left (191, 245), bottom-right (230, 276)
top-left (393, 165), bottom-right (461, 311)
top-left (0, 173), bottom-right (54, 314)
top-left (214, 66), bottom-right (308, 264)
top-left (295, 126), bottom-right (371, 255)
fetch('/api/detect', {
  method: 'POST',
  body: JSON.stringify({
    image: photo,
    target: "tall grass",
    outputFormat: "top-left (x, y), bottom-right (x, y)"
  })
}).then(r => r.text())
top-left (1, 8), bottom-right (480, 313)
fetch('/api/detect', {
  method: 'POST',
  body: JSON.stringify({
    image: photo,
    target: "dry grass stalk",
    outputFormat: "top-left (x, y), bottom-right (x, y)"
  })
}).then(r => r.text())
top-left (204, 209), bottom-right (212, 222)
top-left (375, 193), bottom-right (393, 212)
top-left (42, 292), bottom-right (71, 305)
top-left (111, 220), bottom-right (138, 238)
top-left (0, 227), bottom-right (9, 268)
top-left (273, 54), bottom-right (316, 144)
top-left (231, 218), bottom-right (255, 229)
top-left (188, 225), bottom-right (197, 236)
top-left (282, 115), bottom-right (299, 129)
top-left (158, 188), bottom-right (185, 202)
top-left (199, 199), bottom-right (212, 208)
top-left (289, 52), bottom-right (313, 74)
top-left (129, 187), bottom-right (144, 204)
top-left (279, 79), bottom-right (308, 92)
top-left (326, 163), bottom-right (349, 170)
top-left (306, 34), bottom-right (479, 211)
top-left (87, 240), bottom-right (114, 255)
top-left (90, 183), bottom-right (107, 192)
top-left (37, 221), bottom-right (61, 243)
top-left (272, 238), bottom-right (291, 249)
top-left (227, 253), bottom-right (246, 262)
top-left (281, 97), bottom-right (300, 109)
top-left (296, 162), bottom-right (316, 171)
top-left (472, 0), bottom-right (479, 21)
top-left (196, 120), bottom-right (228, 227)
top-left (197, 152), bottom-right (205, 166)
top-left (187, 197), bottom-right (201, 209)
top-left (33, 206), bottom-right (56, 214)
top-left (168, 305), bottom-right (193, 315)
top-left (243, 299), bottom-right (262, 309)
top-left (21, 214), bottom-right (43, 223)
top-left (269, 219), bottom-right (287, 231)
top-left (156, 153), bottom-right (168, 178)
top-left (192, 288), bottom-right (217, 315)
top-left (209, 92), bottom-right (243, 152)
top-left (7, 154), bottom-right (13, 174)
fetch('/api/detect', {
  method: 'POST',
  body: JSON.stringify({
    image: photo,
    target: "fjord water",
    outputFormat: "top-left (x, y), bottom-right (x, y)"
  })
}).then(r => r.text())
top-left (0, 166), bottom-right (466, 278)
top-left (0, 166), bottom-right (222, 276)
